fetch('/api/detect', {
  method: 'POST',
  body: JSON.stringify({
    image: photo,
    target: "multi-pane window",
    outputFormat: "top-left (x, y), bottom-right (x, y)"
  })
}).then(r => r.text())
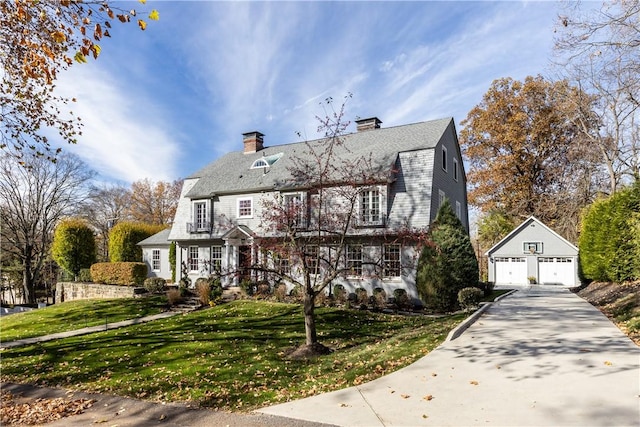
top-left (383, 244), bottom-right (401, 277)
top-left (238, 198), bottom-right (253, 218)
top-left (346, 245), bottom-right (363, 276)
top-left (284, 193), bottom-right (305, 228)
top-left (152, 249), bottom-right (161, 271)
top-left (360, 189), bottom-right (381, 224)
top-left (194, 201), bottom-right (208, 230)
top-left (278, 254), bottom-right (290, 275)
top-left (211, 246), bottom-right (223, 273)
top-left (306, 245), bottom-right (319, 275)
top-left (188, 246), bottom-right (199, 271)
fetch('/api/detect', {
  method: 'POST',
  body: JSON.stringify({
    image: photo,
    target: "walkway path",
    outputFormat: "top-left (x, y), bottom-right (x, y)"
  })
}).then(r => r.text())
top-left (0, 311), bottom-right (180, 349)
top-left (260, 286), bottom-right (640, 426)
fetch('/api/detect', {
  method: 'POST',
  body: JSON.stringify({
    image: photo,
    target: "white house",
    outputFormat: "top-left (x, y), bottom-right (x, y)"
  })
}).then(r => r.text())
top-left (486, 216), bottom-right (579, 287)
top-left (138, 228), bottom-right (173, 281)
top-left (168, 117), bottom-right (469, 300)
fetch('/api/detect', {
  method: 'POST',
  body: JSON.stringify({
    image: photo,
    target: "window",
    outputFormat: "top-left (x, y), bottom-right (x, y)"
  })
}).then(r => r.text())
top-left (194, 201), bottom-right (208, 230)
top-left (188, 246), bottom-right (199, 271)
top-left (250, 152), bottom-right (283, 169)
top-left (453, 158), bottom-right (459, 181)
top-left (284, 193), bottom-right (306, 228)
top-left (383, 244), bottom-right (401, 277)
top-left (360, 189), bottom-right (381, 225)
top-left (456, 201), bottom-right (462, 219)
top-left (152, 249), bottom-right (161, 271)
top-left (439, 190), bottom-right (446, 208)
top-left (306, 245), bottom-right (319, 275)
top-left (523, 242), bottom-right (543, 254)
top-left (442, 146), bottom-right (448, 171)
top-left (279, 256), bottom-right (290, 275)
top-left (210, 246), bottom-right (223, 273)
top-left (346, 245), bottom-right (363, 276)
top-left (237, 198), bottom-right (253, 218)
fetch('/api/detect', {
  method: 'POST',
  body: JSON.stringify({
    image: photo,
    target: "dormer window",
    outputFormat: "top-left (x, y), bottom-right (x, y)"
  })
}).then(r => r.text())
top-left (252, 159), bottom-right (269, 168)
top-left (250, 152), bottom-right (283, 169)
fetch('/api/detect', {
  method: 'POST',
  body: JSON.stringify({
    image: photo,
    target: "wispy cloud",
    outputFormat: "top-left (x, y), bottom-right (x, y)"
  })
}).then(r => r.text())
top-left (54, 65), bottom-right (180, 183)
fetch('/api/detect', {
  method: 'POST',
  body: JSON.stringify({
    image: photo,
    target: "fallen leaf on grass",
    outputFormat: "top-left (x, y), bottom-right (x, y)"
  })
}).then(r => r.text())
top-left (401, 394), bottom-right (410, 399)
top-left (470, 380), bottom-right (479, 385)
top-left (423, 395), bottom-right (433, 401)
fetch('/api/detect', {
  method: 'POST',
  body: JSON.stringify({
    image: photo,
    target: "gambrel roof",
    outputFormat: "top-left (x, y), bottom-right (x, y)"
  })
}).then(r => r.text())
top-left (185, 117), bottom-right (455, 198)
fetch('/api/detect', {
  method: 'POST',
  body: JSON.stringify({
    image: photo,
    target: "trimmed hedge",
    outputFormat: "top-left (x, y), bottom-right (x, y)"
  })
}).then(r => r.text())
top-left (90, 262), bottom-right (147, 286)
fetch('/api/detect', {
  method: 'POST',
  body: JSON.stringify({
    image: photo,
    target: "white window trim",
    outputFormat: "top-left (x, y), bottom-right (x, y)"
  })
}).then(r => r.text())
top-left (359, 187), bottom-right (383, 225)
top-left (442, 146), bottom-right (448, 172)
top-left (439, 190), bottom-right (446, 208)
top-left (382, 243), bottom-right (401, 278)
top-left (193, 200), bottom-right (209, 231)
top-left (345, 244), bottom-right (363, 277)
top-left (283, 192), bottom-right (306, 227)
top-left (188, 246), bottom-right (199, 272)
top-left (211, 246), bottom-right (223, 273)
top-left (152, 249), bottom-right (161, 272)
top-left (237, 197), bottom-right (253, 218)
top-left (455, 201), bottom-right (462, 219)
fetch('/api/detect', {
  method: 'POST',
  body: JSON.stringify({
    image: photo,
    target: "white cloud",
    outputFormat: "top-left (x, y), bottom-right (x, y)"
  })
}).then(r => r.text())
top-left (54, 65), bottom-right (180, 184)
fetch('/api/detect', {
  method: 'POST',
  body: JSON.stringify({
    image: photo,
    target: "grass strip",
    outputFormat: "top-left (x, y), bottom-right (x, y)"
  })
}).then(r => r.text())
top-left (0, 297), bottom-right (168, 342)
top-left (0, 300), bottom-right (465, 411)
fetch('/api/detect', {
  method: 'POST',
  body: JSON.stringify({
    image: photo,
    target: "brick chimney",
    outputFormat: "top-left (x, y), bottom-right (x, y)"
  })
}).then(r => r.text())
top-left (242, 131), bottom-right (264, 154)
top-left (355, 117), bottom-right (382, 132)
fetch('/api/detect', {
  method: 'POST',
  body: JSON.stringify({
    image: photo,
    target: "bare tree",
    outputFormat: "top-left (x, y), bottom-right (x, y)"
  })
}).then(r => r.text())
top-left (253, 97), bottom-right (428, 353)
top-left (0, 153), bottom-right (94, 304)
top-left (555, 0), bottom-right (640, 187)
top-left (84, 183), bottom-right (132, 261)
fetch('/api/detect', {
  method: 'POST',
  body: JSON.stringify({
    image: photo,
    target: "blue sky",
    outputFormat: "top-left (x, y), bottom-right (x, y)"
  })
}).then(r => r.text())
top-left (53, 1), bottom-right (564, 185)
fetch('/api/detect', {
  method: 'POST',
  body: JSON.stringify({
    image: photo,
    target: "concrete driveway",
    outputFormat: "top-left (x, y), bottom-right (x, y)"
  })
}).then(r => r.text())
top-left (260, 286), bottom-right (640, 426)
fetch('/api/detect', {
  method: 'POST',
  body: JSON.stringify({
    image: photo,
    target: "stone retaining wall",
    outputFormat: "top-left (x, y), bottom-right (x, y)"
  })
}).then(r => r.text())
top-left (56, 282), bottom-right (145, 302)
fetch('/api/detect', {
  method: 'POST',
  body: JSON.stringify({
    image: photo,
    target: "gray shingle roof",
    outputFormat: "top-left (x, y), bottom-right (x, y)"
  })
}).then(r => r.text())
top-left (137, 228), bottom-right (171, 246)
top-left (186, 117), bottom-right (453, 198)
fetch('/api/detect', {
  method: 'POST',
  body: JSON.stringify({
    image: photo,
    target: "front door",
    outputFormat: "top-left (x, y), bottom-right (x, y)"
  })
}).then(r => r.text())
top-left (238, 245), bottom-right (251, 283)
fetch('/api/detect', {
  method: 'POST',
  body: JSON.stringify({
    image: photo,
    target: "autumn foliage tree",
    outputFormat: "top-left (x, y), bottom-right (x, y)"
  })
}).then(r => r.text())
top-left (460, 76), bottom-right (602, 242)
top-left (128, 178), bottom-right (183, 225)
top-left (0, 0), bottom-right (159, 162)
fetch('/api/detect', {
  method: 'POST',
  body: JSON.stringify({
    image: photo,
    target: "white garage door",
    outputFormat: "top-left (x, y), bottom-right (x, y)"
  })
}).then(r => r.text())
top-left (538, 257), bottom-right (575, 286)
top-left (494, 257), bottom-right (528, 284)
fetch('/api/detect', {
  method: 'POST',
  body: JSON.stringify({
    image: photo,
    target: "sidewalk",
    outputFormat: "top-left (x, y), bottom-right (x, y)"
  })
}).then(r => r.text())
top-left (259, 286), bottom-right (640, 426)
top-left (0, 311), bottom-right (180, 349)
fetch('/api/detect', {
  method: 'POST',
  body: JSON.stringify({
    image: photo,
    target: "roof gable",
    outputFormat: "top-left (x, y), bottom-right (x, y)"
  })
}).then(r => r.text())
top-left (137, 228), bottom-right (171, 246)
top-left (185, 118), bottom-right (454, 198)
top-left (486, 216), bottom-right (578, 256)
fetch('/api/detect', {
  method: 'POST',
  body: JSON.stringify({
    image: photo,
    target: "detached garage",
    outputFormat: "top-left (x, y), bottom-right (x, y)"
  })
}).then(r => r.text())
top-left (486, 216), bottom-right (579, 287)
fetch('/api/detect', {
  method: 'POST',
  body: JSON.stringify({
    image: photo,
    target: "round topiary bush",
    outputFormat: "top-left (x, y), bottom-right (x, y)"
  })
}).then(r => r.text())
top-left (144, 277), bottom-right (166, 294)
top-left (458, 287), bottom-right (484, 310)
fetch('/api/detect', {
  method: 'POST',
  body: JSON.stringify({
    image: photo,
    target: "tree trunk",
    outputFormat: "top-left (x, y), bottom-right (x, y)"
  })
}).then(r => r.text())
top-left (22, 255), bottom-right (35, 305)
top-left (303, 291), bottom-right (318, 345)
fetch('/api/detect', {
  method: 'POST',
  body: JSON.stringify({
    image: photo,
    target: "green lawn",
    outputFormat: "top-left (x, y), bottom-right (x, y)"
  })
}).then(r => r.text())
top-left (0, 300), bottom-right (465, 411)
top-left (0, 296), bottom-right (168, 342)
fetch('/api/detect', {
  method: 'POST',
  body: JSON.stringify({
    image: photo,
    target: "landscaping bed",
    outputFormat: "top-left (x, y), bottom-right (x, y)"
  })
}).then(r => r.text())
top-left (577, 281), bottom-right (640, 345)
